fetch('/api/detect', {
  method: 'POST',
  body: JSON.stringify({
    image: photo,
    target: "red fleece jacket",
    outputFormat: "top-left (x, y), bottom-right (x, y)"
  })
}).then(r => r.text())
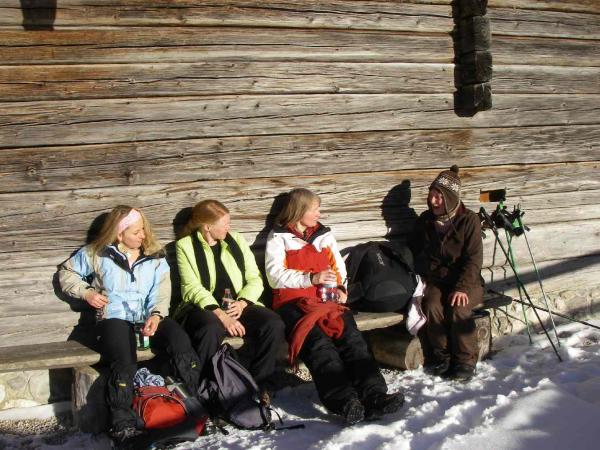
top-left (288, 297), bottom-right (347, 365)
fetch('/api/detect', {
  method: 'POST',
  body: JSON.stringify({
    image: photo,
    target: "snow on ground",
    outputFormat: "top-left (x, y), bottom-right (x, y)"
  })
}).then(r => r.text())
top-left (2, 320), bottom-right (600, 450)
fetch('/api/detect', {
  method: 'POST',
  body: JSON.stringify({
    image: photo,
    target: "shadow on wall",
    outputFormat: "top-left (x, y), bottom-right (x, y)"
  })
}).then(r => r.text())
top-left (52, 212), bottom-right (111, 349)
top-left (166, 207), bottom-right (194, 315)
top-left (251, 193), bottom-right (290, 308)
top-left (21, 0), bottom-right (57, 30)
top-left (380, 180), bottom-right (419, 242)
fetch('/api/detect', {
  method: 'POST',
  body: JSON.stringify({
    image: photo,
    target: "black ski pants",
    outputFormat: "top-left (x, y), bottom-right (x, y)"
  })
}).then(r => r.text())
top-left (277, 303), bottom-right (387, 414)
top-left (98, 317), bottom-right (201, 431)
top-left (184, 304), bottom-right (285, 385)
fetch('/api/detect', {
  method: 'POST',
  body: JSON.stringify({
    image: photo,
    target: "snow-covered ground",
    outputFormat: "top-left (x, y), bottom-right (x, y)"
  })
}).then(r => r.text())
top-left (2, 319), bottom-right (600, 450)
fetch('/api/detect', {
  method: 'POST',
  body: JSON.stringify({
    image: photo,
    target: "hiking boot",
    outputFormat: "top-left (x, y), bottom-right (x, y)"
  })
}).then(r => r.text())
top-left (425, 359), bottom-right (451, 377)
top-left (448, 364), bottom-right (475, 382)
top-left (363, 391), bottom-right (405, 420)
top-left (109, 425), bottom-right (143, 444)
top-left (432, 359), bottom-right (451, 377)
top-left (341, 397), bottom-right (365, 426)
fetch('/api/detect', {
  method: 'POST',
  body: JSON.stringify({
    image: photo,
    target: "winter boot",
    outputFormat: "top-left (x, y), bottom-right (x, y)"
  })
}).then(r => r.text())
top-left (363, 391), bottom-right (405, 420)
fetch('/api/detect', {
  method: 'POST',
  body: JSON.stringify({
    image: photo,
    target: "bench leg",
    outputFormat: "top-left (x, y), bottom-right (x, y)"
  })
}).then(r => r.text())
top-left (72, 366), bottom-right (109, 434)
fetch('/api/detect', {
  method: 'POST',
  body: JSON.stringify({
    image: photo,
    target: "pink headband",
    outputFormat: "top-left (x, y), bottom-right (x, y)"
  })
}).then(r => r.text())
top-left (117, 209), bottom-right (142, 234)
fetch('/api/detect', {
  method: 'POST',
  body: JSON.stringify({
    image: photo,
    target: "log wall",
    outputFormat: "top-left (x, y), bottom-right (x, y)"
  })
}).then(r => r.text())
top-left (1, 0), bottom-right (599, 347)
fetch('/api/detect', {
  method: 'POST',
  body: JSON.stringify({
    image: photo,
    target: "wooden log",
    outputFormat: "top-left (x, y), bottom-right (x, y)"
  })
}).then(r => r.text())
top-left (456, 51), bottom-right (493, 85)
top-left (0, 0), bottom-right (453, 32)
top-left (455, 82), bottom-right (492, 113)
top-left (0, 62), bottom-right (457, 102)
top-left (0, 27), bottom-right (454, 65)
top-left (2, 94), bottom-right (599, 149)
top-left (488, 7), bottom-right (600, 40)
top-left (1, 161), bottom-right (599, 250)
top-left (4, 1), bottom-right (597, 39)
top-left (493, 66), bottom-right (600, 94)
top-left (458, 16), bottom-right (492, 55)
top-left (492, 34), bottom-right (600, 67)
top-left (1, 62), bottom-right (597, 103)
top-left (366, 311), bottom-right (491, 370)
top-left (488, 1), bottom-right (600, 15)
top-left (2, 124), bottom-right (598, 193)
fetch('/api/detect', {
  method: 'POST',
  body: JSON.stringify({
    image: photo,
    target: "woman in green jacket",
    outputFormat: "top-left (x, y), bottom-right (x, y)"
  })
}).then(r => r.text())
top-left (175, 199), bottom-right (285, 402)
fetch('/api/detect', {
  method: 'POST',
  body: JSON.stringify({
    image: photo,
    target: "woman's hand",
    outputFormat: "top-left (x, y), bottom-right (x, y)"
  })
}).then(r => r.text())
top-left (142, 315), bottom-right (161, 336)
top-left (225, 299), bottom-right (248, 320)
top-left (311, 269), bottom-right (337, 285)
top-left (450, 291), bottom-right (469, 307)
top-left (214, 309), bottom-right (246, 337)
top-left (337, 289), bottom-right (348, 304)
top-left (83, 290), bottom-right (108, 309)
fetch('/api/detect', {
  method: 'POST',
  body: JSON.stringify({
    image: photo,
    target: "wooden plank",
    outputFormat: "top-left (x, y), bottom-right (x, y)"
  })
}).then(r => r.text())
top-left (494, 65), bottom-right (600, 94)
top-left (2, 94), bottom-right (599, 149)
top-left (1, 162), bottom-right (599, 252)
top-left (0, 27), bottom-right (454, 65)
top-left (493, 34), bottom-right (600, 67)
top-left (488, 7), bottom-right (600, 40)
top-left (0, 0), bottom-right (453, 32)
top-left (3, 62), bottom-right (597, 103)
top-left (3, 124), bottom-right (599, 193)
top-left (488, 0), bottom-right (600, 15)
top-left (0, 62), bottom-right (456, 102)
top-left (0, 340), bottom-right (155, 372)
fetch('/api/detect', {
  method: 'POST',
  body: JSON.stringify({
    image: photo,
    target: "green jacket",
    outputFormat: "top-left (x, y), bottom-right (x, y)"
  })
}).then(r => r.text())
top-left (175, 230), bottom-right (264, 318)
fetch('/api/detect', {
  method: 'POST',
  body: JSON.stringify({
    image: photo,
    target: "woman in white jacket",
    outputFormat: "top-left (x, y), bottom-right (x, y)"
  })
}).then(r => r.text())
top-left (265, 188), bottom-right (404, 425)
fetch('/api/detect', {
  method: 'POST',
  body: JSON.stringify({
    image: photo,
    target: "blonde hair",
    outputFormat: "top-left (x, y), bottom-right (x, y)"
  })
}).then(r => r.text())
top-left (179, 200), bottom-right (230, 239)
top-left (89, 205), bottom-right (162, 256)
top-left (275, 188), bottom-right (320, 228)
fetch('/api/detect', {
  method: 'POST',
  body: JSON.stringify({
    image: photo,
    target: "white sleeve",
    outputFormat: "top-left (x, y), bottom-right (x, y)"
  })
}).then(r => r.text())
top-left (265, 233), bottom-right (313, 289)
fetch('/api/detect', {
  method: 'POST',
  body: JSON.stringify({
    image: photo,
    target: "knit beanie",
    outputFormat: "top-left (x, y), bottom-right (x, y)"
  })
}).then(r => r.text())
top-left (430, 165), bottom-right (461, 214)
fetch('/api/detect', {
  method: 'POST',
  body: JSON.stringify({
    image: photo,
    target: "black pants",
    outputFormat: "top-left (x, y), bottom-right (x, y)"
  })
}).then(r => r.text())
top-left (421, 283), bottom-right (484, 367)
top-left (184, 304), bottom-right (285, 384)
top-left (277, 303), bottom-right (387, 414)
top-left (98, 317), bottom-right (201, 430)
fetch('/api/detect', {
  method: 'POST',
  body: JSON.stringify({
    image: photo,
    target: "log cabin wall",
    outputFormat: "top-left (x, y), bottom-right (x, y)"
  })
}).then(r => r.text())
top-left (0, 0), bottom-right (599, 347)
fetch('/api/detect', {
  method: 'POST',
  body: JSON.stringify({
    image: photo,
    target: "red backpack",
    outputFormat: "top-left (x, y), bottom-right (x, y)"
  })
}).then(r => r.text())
top-left (133, 385), bottom-right (188, 429)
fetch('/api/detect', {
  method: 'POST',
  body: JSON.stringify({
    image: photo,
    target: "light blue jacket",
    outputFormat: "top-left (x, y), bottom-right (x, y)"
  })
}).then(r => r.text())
top-left (58, 244), bottom-right (171, 322)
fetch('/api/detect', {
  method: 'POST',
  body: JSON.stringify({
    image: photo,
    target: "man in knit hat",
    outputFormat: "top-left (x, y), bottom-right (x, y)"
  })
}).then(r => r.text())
top-left (410, 165), bottom-right (484, 382)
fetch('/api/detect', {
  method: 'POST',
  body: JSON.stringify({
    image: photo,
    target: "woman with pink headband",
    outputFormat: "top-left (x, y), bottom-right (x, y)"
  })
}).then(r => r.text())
top-left (58, 205), bottom-right (202, 443)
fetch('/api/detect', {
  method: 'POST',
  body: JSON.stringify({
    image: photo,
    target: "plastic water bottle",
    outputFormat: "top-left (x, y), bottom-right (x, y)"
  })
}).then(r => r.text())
top-left (222, 288), bottom-right (235, 310)
top-left (134, 322), bottom-right (150, 350)
top-left (318, 283), bottom-right (339, 303)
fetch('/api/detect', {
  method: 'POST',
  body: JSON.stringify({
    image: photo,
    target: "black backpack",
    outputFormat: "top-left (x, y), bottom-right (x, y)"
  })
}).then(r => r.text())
top-left (345, 241), bottom-right (418, 313)
top-left (198, 344), bottom-right (274, 430)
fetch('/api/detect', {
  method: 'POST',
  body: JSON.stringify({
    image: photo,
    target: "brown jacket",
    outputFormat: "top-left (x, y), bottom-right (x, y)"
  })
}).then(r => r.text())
top-left (410, 204), bottom-right (483, 292)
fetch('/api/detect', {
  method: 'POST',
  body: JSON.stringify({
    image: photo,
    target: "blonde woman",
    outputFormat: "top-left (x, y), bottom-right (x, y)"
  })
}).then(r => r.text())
top-left (265, 188), bottom-right (404, 425)
top-left (58, 206), bottom-right (201, 442)
top-left (174, 200), bottom-right (284, 404)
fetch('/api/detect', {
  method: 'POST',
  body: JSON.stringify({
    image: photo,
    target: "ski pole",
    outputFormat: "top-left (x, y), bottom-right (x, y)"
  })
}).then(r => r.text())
top-left (489, 290), bottom-right (600, 332)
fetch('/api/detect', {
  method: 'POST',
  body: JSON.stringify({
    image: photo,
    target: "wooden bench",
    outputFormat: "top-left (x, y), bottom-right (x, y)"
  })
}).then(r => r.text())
top-left (0, 291), bottom-right (512, 432)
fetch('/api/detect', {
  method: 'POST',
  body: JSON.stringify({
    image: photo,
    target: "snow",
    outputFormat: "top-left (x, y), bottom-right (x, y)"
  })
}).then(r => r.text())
top-left (2, 320), bottom-right (600, 450)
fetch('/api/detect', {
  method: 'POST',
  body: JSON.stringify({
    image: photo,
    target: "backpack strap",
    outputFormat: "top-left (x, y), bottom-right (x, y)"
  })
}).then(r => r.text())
top-left (191, 232), bottom-right (211, 291)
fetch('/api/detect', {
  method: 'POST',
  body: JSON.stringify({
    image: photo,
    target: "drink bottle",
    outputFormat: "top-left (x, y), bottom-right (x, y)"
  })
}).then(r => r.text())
top-left (222, 288), bottom-right (235, 310)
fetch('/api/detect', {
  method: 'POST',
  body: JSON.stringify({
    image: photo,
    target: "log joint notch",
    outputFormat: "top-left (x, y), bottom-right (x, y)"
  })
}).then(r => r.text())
top-left (452, 0), bottom-right (493, 116)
